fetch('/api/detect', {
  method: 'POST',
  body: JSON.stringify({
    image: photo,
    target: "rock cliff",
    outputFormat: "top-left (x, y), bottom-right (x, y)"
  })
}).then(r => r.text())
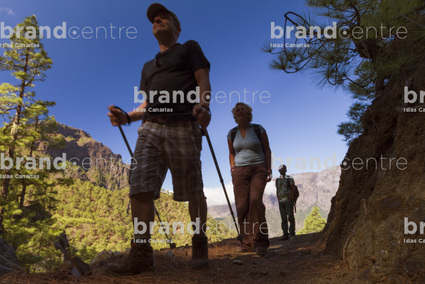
top-left (322, 52), bottom-right (425, 282)
top-left (42, 123), bottom-right (130, 191)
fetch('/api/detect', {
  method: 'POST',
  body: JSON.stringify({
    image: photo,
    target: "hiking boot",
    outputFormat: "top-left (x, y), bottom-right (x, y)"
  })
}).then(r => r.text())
top-left (191, 235), bottom-right (208, 270)
top-left (101, 240), bottom-right (154, 276)
top-left (278, 234), bottom-right (289, 240)
top-left (255, 246), bottom-right (267, 256)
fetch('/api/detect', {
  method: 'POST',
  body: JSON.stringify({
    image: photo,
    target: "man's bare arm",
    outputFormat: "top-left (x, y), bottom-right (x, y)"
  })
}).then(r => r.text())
top-left (192, 67), bottom-right (211, 129)
top-left (107, 102), bottom-right (146, 126)
top-left (128, 102), bottom-right (147, 122)
top-left (195, 67), bottom-right (211, 106)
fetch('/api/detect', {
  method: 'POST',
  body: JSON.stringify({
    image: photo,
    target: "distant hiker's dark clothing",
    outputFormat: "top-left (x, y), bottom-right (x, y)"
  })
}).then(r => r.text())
top-left (130, 40), bottom-right (210, 201)
top-left (139, 40), bottom-right (210, 122)
top-left (276, 175), bottom-right (294, 202)
top-left (279, 200), bottom-right (295, 236)
top-left (229, 124), bottom-right (270, 250)
top-left (276, 175), bottom-right (296, 236)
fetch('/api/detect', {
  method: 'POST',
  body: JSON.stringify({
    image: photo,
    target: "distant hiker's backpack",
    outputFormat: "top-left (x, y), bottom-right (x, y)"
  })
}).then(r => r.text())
top-left (286, 178), bottom-right (300, 212)
top-left (230, 124), bottom-right (264, 153)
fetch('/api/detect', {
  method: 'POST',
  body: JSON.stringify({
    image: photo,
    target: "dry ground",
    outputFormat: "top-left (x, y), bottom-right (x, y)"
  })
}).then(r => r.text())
top-left (0, 234), bottom-right (391, 284)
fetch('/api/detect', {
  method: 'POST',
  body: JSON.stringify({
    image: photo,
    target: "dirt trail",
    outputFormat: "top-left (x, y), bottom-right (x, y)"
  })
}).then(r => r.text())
top-left (1, 233), bottom-right (384, 284)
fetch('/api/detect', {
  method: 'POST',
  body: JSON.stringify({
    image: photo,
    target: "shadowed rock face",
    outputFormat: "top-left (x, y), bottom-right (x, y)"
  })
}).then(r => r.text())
top-left (322, 57), bottom-right (425, 281)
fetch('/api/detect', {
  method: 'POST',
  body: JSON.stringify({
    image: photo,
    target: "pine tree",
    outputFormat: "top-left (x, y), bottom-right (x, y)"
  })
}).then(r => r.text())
top-left (297, 206), bottom-right (326, 234)
top-left (0, 15), bottom-right (71, 271)
top-left (263, 1), bottom-right (425, 144)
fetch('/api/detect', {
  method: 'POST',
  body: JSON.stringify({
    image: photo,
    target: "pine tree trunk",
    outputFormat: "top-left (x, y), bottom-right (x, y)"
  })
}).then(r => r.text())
top-left (0, 51), bottom-right (29, 231)
top-left (19, 117), bottom-right (39, 208)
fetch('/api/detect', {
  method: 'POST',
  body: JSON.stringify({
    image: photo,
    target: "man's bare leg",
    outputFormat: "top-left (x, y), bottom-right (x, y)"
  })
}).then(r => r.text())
top-left (189, 197), bottom-right (208, 269)
top-left (101, 192), bottom-right (155, 275)
top-left (131, 192), bottom-right (155, 239)
top-left (189, 198), bottom-right (207, 235)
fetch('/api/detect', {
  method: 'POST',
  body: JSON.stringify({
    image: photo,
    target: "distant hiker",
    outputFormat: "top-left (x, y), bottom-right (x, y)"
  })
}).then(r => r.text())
top-left (227, 102), bottom-right (272, 255)
top-left (104, 3), bottom-right (211, 275)
top-left (276, 164), bottom-right (296, 240)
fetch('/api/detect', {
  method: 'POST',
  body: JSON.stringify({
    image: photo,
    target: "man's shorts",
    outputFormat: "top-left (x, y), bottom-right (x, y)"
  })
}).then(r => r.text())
top-left (129, 120), bottom-right (205, 201)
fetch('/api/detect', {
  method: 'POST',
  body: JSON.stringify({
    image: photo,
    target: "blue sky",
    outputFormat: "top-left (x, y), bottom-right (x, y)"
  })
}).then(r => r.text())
top-left (0, 0), bottom-right (351, 205)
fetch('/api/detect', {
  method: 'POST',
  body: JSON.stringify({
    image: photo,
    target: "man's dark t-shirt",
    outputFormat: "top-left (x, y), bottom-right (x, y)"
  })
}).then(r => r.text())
top-left (139, 40), bottom-right (210, 122)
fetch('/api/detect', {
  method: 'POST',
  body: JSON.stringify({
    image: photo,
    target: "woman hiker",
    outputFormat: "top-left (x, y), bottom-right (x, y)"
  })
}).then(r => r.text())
top-left (227, 102), bottom-right (272, 255)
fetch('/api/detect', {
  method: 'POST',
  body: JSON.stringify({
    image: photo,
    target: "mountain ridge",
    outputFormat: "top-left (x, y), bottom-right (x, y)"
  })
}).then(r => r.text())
top-left (41, 122), bottom-right (130, 191)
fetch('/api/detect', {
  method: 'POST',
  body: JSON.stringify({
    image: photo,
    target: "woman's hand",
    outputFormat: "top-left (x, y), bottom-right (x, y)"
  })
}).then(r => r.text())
top-left (266, 169), bottom-right (272, 182)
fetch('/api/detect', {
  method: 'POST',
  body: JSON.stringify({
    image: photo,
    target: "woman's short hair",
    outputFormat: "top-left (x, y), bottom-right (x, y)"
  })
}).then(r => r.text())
top-left (231, 102), bottom-right (253, 123)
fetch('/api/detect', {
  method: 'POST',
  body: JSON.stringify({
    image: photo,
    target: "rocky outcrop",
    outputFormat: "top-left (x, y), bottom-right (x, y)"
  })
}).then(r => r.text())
top-left (322, 54), bottom-right (425, 281)
top-left (45, 123), bottom-right (124, 169)
top-left (0, 238), bottom-right (21, 277)
top-left (42, 123), bottom-right (130, 191)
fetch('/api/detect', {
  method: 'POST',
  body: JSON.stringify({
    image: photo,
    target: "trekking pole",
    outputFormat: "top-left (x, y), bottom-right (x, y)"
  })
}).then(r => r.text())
top-left (113, 107), bottom-right (176, 249)
top-left (203, 128), bottom-right (243, 244)
top-left (118, 125), bottom-right (133, 157)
